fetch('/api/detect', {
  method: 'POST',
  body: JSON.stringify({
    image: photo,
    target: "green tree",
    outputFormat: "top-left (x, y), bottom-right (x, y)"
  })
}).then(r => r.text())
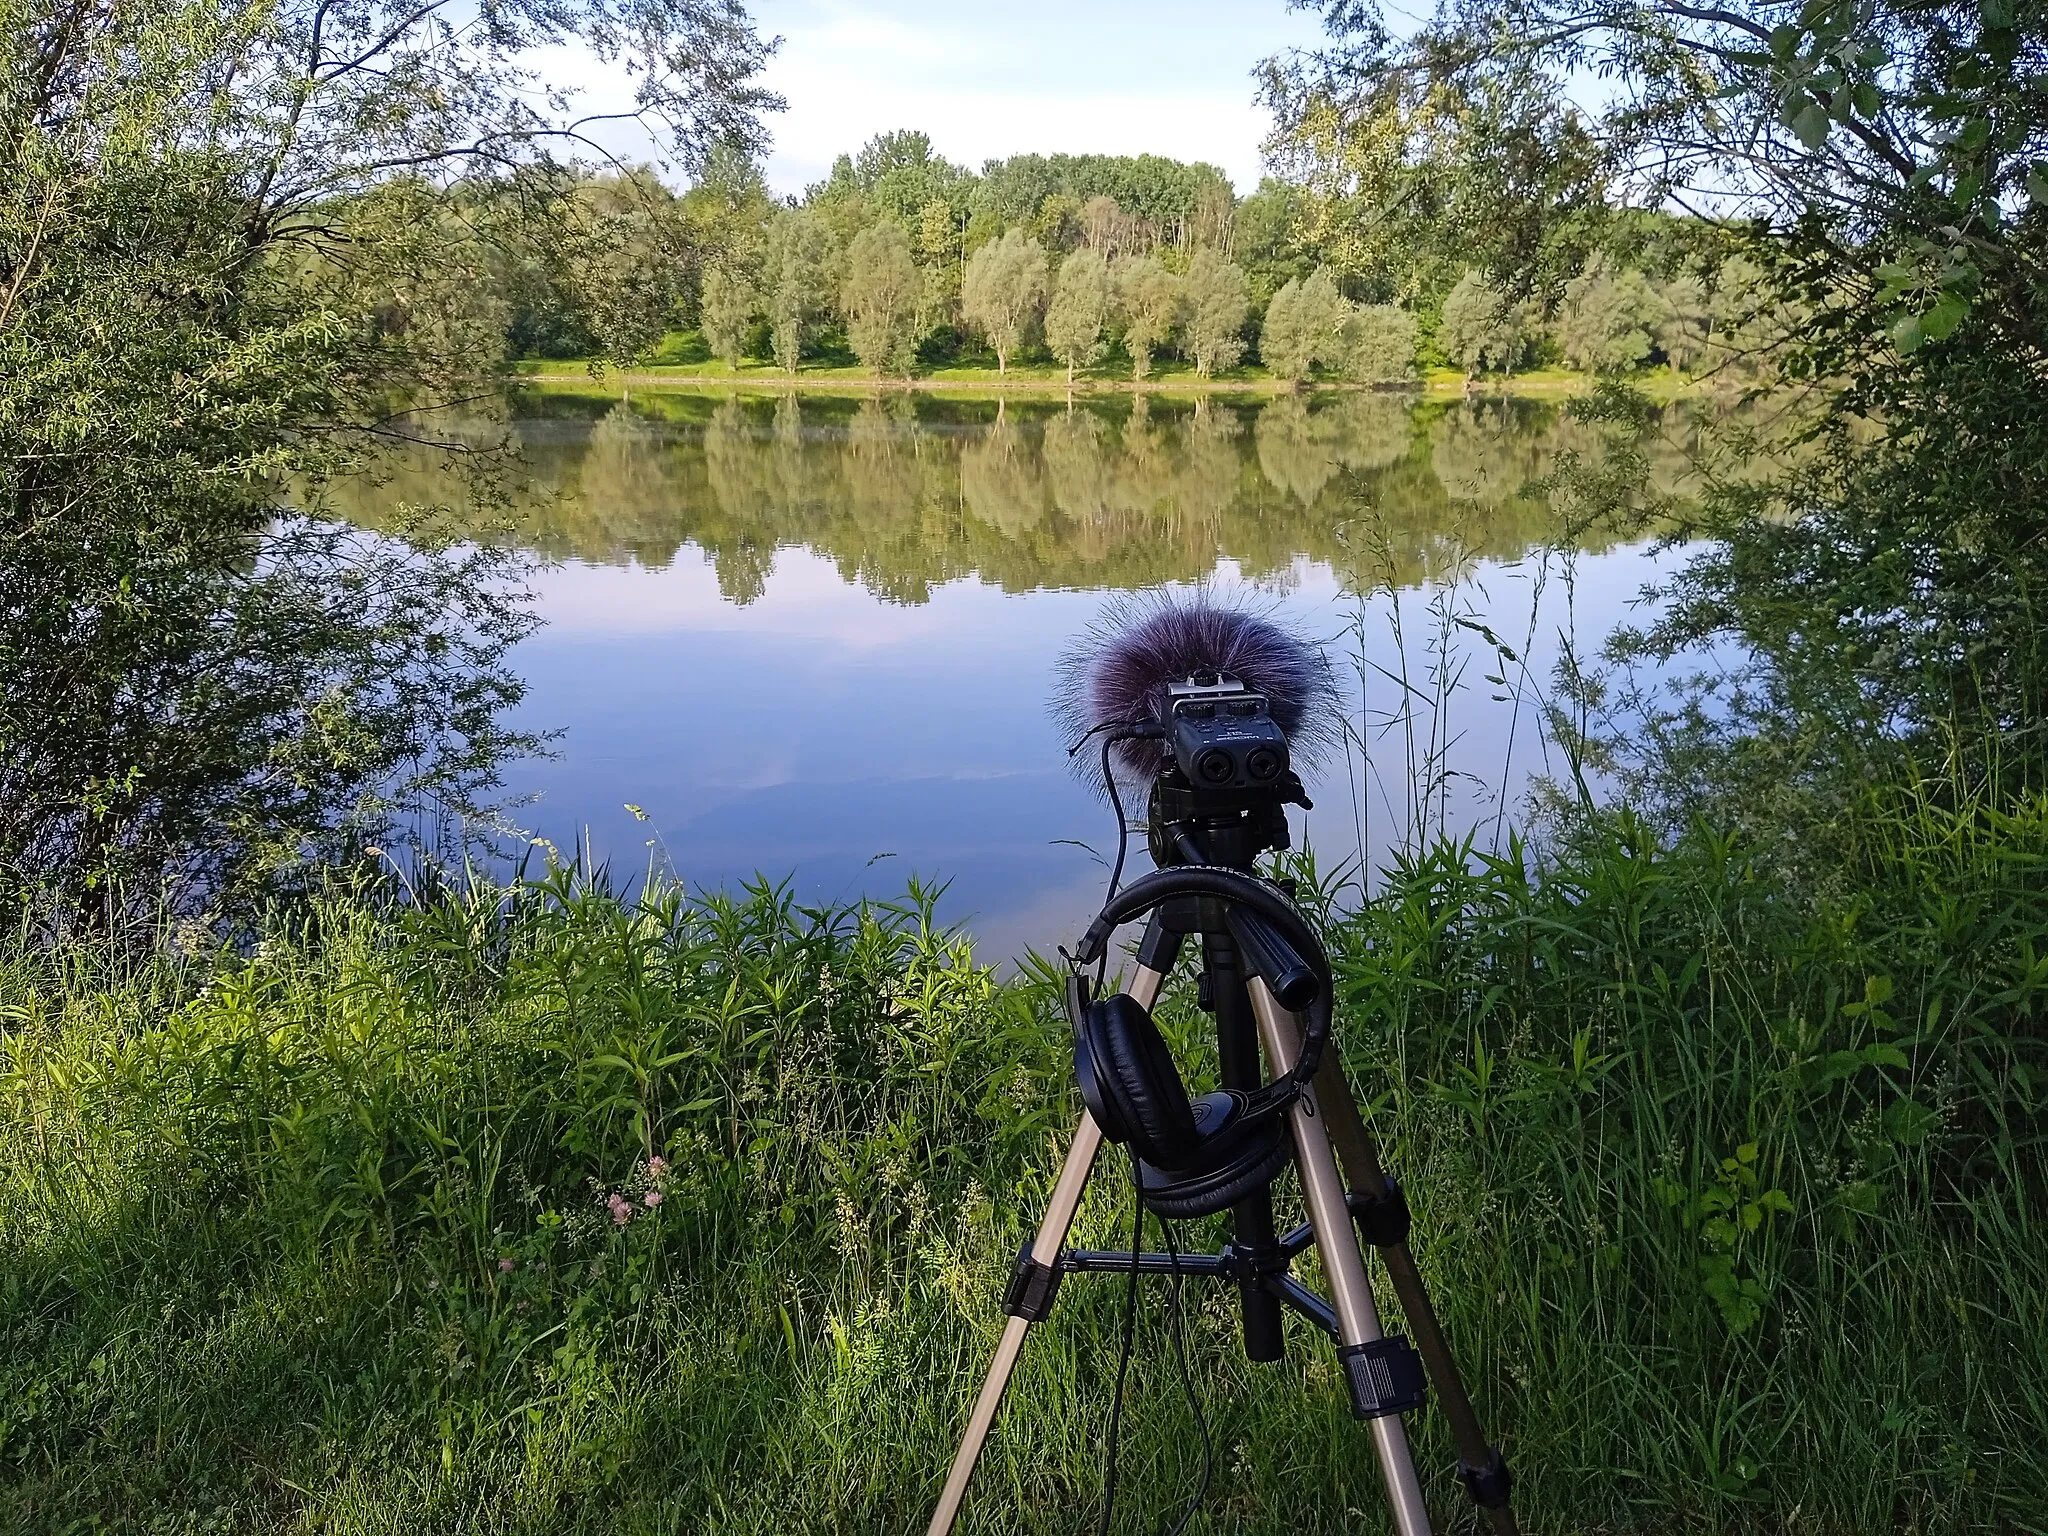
top-left (914, 197), bottom-right (964, 335)
top-left (1259, 52), bottom-right (1606, 307)
top-left (1555, 255), bottom-right (1668, 373)
top-left (1439, 271), bottom-right (1530, 376)
top-left (701, 264), bottom-right (759, 368)
top-left (1655, 273), bottom-right (1712, 373)
top-left (1044, 248), bottom-right (1112, 384)
top-left (1113, 255), bottom-right (1186, 380)
top-left (1259, 266), bottom-right (1350, 382)
top-left (842, 222), bottom-right (920, 376)
top-left (0, 0), bottom-right (778, 924)
top-left (962, 227), bottom-right (1048, 376)
top-left (1182, 251), bottom-right (1250, 377)
top-left (1342, 304), bottom-right (1419, 383)
top-left (764, 208), bottom-right (835, 373)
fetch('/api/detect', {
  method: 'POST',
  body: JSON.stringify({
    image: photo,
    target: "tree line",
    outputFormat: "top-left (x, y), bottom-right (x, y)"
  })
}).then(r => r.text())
top-left (509, 132), bottom-right (1773, 384)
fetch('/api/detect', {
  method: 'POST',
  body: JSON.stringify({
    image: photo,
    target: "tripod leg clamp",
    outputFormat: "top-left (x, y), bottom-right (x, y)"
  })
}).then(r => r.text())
top-left (1336, 1335), bottom-right (1427, 1419)
top-left (1346, 1178), bottom-right (1412, 1248)
top-left (1459, 1447), bottom-right (1514, 1509)
top-left (1002, 1243), bottom-right (1064, 1323)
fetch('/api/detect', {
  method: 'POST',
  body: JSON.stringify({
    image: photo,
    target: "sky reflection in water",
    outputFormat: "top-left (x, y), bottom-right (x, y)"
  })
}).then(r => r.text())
top-left (363, 390), bottom-right (1698, 960)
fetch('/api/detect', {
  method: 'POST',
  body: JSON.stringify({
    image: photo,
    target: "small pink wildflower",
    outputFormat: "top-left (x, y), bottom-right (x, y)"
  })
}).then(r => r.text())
top-left (642, 1190), bottom-right (663, 1208)
top-left (497, 1257), bottom-right (516, 1273)
top-left (606, 1192), bottom-right (633, 1226)
top-left (647, 1156), bottom-right (668, 1176)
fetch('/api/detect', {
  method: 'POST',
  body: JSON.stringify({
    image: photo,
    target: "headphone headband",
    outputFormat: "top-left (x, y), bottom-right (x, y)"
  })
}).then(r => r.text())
top-left (1074, 864), bottom-right (1333, 1113)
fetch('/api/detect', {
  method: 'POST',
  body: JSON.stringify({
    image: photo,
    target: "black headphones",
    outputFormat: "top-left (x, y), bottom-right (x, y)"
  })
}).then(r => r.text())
top-left (1065, 865), bottom-right (1332, 1217)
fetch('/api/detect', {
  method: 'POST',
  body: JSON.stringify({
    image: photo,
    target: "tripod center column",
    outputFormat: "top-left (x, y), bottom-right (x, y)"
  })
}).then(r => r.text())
top-left (1201, 913), bottom-right (1287, 1364)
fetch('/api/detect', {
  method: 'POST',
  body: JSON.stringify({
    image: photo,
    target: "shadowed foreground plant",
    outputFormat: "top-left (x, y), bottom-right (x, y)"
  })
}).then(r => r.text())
top-left (1, 803), bottom-right (2041, 1531)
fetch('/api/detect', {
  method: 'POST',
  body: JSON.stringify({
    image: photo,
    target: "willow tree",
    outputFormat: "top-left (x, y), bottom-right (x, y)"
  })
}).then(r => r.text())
top-left (1044, 247), bottom-right (1112, 384)
top-left (1113, 255), bottom-right (1185, 380)
top-left (1439, 271), bottom-right (1530, 376)
top-left (842, 221), bottom-right (920, 376)
top-left (0, 0), bottom-right (780, 927)
top-left (962, 227), bottom-right (1048, 375)
top-left (764, 208), bottom-right (835, 373)
top-left (1182, 251), bottom-right (1250, 377)
top-left (1259, 267), bottom-right (1349, 383)
top-left (701, 264), bottom-right (759, 368)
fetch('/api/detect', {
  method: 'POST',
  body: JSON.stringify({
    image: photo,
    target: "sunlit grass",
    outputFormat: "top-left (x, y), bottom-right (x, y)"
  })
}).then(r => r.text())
top-left (4, 775), bottom-right (2042, 1533)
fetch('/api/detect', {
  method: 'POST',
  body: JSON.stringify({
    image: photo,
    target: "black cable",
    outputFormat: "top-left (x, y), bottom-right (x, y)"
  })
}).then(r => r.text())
top-left (1159, 1218), bottom-right (1215, 1536)
top-left (1101, 733), bottom-right (1132, 898)
top-left (1097, 1149), bottom-right (1146, 1536)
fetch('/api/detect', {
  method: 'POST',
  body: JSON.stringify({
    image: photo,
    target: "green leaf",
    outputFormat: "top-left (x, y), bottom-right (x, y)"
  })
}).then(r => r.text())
top-left (1770, 23), bottom-right (1804, 59)
top-left (1852, 82), bottom-right (1882, 118)
top-left (1862, 1042), bottom-right (1911, 1069)
top-left (1790, 99), bottom-right (1832, 148)
top-left (1979, 0), bottom-right (2014, 30)
top-left (2027, 163), bottom-right (2048, 205)
top-left (1883, 1098), bottom-right (1940, 1145)
top-left (1921, 291), bottom-right (1970, 341)
top-left (1891, 312), bottom-right (1927, 354)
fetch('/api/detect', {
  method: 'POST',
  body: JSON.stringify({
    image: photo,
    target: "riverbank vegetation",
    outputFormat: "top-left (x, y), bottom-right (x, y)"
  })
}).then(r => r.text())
top-left (5, 0), bottom-right (2047, 1528)
top-left (503, 137), bottom-right (1773, 389)
top-left (4, 779), bottom-right (2042, 1530)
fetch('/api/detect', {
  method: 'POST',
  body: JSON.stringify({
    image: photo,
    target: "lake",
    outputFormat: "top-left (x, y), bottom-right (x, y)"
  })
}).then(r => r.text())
top-left (351, 387), bottom-right (1702, 961)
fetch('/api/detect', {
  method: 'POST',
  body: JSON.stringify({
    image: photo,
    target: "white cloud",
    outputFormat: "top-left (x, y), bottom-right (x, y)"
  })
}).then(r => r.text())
top-left (524, 1), bottom-right (1328, 193)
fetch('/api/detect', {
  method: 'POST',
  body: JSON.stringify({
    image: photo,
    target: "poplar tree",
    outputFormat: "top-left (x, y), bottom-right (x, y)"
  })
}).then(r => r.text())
top-left (1044, 248), bottom-right (1112, 384)
top-left (962, 228), bottom-right (1048, 375)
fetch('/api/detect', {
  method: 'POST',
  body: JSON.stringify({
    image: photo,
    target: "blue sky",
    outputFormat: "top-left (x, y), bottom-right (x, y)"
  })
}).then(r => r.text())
top-left (547, 1), bottom-right (1334, 195)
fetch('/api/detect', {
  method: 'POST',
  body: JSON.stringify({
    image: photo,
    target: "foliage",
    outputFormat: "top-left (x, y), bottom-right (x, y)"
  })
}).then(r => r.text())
top-left (4, 779), bottom-right (2043, 1529)
top-left (700, 263), bottom-right (759, 367)
top-left (1439, 271), bottom-right (1532, 375)
top-left (962, 228), bottom-right (1048, 376)
top-left (1556, 255), bottom-right (1671, 373)
top-left (764, 208), bottom-right (835, 373)
top-left (1043, 248), bottom-right (1112, 384)
top-left (1341, 302), bottom-right (1420, 383)
top-left (1258, 49), bottom-right (1608, 305)
top-left (1258, 266), bottom-right (1351, 382)
top-left (1111, 256), bottom-right (1186, 381)
top-left (1181, 251), bottom-right (1251, 377)
top-left (972, 153), bottom-right (1235, 253)
top-left (842, 222), bottom-right (920, 377)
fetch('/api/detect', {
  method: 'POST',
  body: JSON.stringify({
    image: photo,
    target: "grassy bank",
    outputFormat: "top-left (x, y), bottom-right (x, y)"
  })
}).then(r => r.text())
top-left (3, 781), bottom-right (2044, 1533)
top-left (507, 357), bottom-right (1700, 402)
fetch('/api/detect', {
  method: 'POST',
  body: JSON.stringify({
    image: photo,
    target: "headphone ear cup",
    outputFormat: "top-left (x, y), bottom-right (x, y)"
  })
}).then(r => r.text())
top-left (1084, 993), bottom-right (1201, 1169)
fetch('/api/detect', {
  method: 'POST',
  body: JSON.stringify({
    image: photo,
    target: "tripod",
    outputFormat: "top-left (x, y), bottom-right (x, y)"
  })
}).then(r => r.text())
top-left (927, 818), bottom-right (1517, 1534)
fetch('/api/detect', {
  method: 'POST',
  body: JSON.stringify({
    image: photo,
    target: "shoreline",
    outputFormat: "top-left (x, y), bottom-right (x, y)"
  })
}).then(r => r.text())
top-left (509, 366), bottom-right (1694, 402)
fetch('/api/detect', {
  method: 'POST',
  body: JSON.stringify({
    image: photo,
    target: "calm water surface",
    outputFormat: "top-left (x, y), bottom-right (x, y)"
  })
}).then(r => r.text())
top-left (355, 389), bottom-right (1704, 959)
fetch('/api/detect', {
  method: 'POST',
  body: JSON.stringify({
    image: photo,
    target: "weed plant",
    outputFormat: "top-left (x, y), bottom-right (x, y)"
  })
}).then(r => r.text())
top-left (3, 766), bottom-right (2043, 1533)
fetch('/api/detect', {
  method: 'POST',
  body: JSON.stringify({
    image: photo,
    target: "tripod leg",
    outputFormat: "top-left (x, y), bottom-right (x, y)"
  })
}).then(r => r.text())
top-left (1313, 1056), bottom-right (1521, 1535)
top-left (1205, 927), bottom-right (1285, 1362)
top-left (926, 964), bottom-right (1168, 1536)
top-left (1247, 978), bottom-right (1435, 1536)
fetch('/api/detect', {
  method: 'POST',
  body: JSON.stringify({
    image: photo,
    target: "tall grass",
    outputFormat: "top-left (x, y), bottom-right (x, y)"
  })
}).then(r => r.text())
top-left (2, 774), bottom-right (2044, 1532)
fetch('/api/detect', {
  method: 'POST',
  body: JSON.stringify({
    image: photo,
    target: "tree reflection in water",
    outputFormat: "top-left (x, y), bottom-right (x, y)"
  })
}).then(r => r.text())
top-left (336, 388), bottom-right (1722, 603)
